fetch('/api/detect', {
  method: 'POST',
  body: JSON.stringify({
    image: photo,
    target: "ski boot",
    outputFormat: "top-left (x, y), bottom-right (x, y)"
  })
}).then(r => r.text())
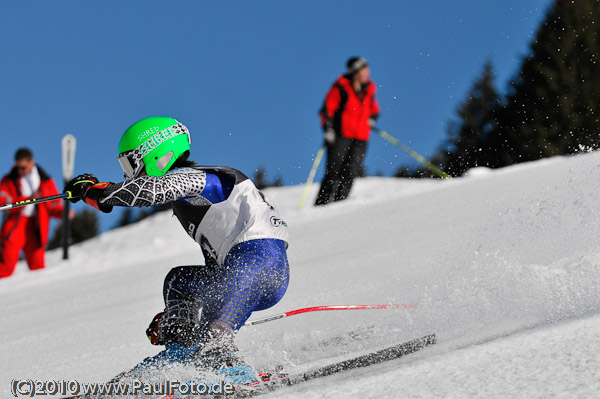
top-left (195, 321), bottom-right (260, 387)
top-left (196, 341), bottom-right (260, 387)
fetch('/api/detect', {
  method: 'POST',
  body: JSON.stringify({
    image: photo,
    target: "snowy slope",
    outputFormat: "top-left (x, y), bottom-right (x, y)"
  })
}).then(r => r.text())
top-left (2, 152), bottom-right (600, 398)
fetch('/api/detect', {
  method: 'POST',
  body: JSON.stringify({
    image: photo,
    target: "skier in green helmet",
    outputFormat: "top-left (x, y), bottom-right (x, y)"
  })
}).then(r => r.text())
top-left (64, 116), bottom-right (290, 386)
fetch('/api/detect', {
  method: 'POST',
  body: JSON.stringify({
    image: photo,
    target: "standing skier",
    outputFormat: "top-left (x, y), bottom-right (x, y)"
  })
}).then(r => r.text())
top-left (315, 56), bottom-right (380, 205)
top-left (64, 116), bottom-right (290, 383)
top-left (0, 148), bottom-right (66, 278)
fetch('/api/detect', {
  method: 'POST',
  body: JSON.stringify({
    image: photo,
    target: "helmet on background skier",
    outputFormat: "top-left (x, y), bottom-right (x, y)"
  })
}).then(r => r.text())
top-left (117, 116), bottom-right (191, 179)
top-left (346, 56), bottom-right (369, 75)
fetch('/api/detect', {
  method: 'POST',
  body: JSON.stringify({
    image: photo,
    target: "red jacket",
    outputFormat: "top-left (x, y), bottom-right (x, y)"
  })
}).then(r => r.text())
top-left (320, 74), bottom-right (381, 141)
top-left (0, 166), bottom-right (64, 246)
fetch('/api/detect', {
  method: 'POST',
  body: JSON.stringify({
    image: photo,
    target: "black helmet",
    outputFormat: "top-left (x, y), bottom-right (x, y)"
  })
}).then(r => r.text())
top-left (346, 57), bottom-right (369, 74)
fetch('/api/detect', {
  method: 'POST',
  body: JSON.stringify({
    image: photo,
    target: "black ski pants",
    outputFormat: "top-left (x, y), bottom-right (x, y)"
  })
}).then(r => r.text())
top-left (315, 137), bottom-right (367, 205)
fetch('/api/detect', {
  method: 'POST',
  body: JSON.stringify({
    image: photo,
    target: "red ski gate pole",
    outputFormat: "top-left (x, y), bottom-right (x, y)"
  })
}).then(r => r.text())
top-left (243, 304), bottom-right (413, 326)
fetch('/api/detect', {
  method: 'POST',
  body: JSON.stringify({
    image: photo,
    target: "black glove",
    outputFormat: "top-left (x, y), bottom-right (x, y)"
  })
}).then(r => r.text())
top-left (63, 174), bottom-right (99, 203)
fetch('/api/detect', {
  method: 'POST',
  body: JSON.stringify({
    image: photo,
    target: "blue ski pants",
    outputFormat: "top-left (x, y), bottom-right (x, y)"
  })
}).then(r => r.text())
top-left (162, 239), bottom-right (289, 332)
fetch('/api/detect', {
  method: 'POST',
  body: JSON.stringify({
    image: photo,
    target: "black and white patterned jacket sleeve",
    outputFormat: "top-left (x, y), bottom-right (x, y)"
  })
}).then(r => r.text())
top-left (98, 168), bottom-right (207, 208)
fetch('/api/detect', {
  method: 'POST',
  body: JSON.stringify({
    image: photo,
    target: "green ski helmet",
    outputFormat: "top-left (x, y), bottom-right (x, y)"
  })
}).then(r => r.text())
top-left (117, 117), bottom-right (191, 179)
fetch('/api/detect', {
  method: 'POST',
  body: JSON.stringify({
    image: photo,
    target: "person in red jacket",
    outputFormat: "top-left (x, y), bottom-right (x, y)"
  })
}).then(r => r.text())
top-left (0, 148), bottom-right (65, 278)
top-left (315, 56), bottom-right (381, 205)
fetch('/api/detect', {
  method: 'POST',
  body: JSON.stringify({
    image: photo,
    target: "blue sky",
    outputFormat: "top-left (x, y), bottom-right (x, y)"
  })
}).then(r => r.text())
top-left (0, 0), bottom-right (552, 231)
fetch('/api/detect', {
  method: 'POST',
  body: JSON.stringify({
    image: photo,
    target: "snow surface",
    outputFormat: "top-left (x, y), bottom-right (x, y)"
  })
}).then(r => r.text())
top-left (2, 152), bottom-right (600, 398)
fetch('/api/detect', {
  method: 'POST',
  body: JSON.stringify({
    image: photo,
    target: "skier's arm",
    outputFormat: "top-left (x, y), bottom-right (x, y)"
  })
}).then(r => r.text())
top-left (44, 178), bottom-right (66, 218)
top-left (94, 168), bottom-right (209, 209)
top-left (65, 168), bottom-right (227, 212)
top-left (0, 178), bottom-right (12, 206)
top-left (370, 92), bottom-right (381, 121)
top-left (320, 84), bottom-right (342, 130)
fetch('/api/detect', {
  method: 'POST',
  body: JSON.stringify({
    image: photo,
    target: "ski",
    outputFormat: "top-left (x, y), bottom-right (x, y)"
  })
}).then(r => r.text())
top-left (297, 332), bottom-right (435, 382)
top-left (62, 333), bottom-right (435, 398)
top-left (232, 333), bottom-right (436, 397)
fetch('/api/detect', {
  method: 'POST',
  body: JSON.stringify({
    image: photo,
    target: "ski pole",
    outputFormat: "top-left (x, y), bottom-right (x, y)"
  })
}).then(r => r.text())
top-left (0, 192), bottom-right (74, 212)
top-left (373, 127), bottom-right (451, 179)
top-left (298, 146), bottom-right (325, 210)
top-left (243, 304), bottom-right (413, 326)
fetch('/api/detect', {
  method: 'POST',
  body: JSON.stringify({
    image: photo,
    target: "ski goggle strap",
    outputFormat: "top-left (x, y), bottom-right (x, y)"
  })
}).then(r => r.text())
top-left (117, 122), bottom-right (190, 179)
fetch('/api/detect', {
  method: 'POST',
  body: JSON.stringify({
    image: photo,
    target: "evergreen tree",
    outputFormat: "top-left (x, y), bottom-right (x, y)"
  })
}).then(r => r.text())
top-left (252, 166), bottom-right (285, 189)
top-left (47, 209), bottom-right (99, 250)
top-left (494, 0), bottom-right (600, 165)
top-left (252, 167), bottom-right (268, 190)
top-left (116, 208), bottom-right (135, 228)
top-left (443, 61), bottom-right (501, 176)
top-left (272, 175), bottom-right (284, 187)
